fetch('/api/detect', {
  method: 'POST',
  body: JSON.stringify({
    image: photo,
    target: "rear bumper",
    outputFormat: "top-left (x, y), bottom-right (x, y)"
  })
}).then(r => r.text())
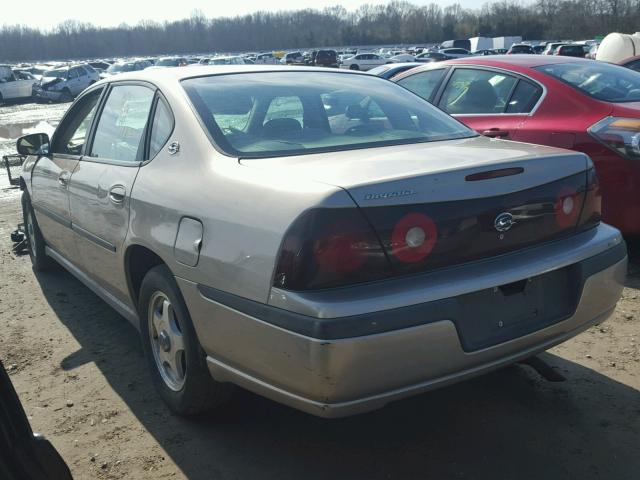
top-left (177, 224), bottom-right (626, 418)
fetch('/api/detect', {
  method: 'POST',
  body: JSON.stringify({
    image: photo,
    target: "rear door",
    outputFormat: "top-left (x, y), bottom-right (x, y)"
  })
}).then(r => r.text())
top-left (70, 67), bottom-right (86, 95)
top-left (435, 67), bottom-right (543, 140)
top-left (68, 82), bottom-right (163, 300)
top-left (30, 87), bottom-right (104, 260)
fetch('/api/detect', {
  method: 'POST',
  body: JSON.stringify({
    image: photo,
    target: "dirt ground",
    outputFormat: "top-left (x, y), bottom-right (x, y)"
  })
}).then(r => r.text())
top-left (0, 101), bottom-right (639, 480)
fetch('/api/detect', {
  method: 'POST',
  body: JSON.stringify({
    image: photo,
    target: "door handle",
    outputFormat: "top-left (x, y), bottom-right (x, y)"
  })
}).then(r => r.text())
top-left (58, 171), bottom-right (70, 188)
top-left (482, 128), bottom-right (510, 138)
top-left (108, 185), bottom-right (126, 204)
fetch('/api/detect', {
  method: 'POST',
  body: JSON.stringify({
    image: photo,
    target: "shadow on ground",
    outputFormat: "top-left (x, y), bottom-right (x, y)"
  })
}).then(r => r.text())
top-left (33, 245), bottom-right (640, 480)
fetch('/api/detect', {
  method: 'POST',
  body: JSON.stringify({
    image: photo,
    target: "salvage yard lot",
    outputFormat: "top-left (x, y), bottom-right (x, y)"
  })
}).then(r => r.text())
top-left (1, 101), bottom-right (639, 480)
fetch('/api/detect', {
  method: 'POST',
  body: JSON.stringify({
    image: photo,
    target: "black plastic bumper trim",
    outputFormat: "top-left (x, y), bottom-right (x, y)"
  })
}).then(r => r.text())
top-left (197, 241), bottom-right (627, 341)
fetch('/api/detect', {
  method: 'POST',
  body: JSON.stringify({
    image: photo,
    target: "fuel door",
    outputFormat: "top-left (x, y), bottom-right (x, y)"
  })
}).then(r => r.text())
top-left (174, 217), bottom-right (203, 267)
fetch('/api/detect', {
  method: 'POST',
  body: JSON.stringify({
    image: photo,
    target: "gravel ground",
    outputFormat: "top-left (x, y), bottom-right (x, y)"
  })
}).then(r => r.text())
top-left (0, 101), bottom-right (639, 480)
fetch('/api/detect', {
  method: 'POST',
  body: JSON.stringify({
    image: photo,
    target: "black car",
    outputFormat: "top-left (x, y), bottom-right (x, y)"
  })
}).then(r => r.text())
top-left (555, 44), bottom-right (586, 58)
top-left (0, 361), bottom-right (72, 479)
top-left (314, 50), bottom-right (338, 68)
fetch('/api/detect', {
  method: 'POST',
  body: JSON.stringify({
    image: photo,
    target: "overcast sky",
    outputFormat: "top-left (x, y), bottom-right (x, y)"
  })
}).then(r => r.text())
top-left (5, 0), bottom-right (488, 30)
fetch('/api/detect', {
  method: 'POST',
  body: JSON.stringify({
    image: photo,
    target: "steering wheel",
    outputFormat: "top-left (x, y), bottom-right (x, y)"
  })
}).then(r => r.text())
top-left (345, 124), bottom-right (377, 135)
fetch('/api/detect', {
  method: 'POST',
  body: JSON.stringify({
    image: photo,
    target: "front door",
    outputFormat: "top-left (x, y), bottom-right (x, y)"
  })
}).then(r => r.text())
top-left (30, 87), bottom-right (104, 260)
top-left (69, 83), bottom-right (156, 301)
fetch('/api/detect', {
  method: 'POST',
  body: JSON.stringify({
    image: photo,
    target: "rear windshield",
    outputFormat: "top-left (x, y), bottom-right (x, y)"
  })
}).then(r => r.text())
top-left (107, 63), bottom-right (136, 73)
top-left (156, 59), bottom-right (178, 66)
top-left (43, 69), bottom-right (67, 79)
top-left (182, 71), bottom-right (475, 158)
top-left (559, 46), bottom-right (584, 55)
top-left (510, 45), bottom-right (532, 53)
top-left (535, 62), bottom-right (640, 102)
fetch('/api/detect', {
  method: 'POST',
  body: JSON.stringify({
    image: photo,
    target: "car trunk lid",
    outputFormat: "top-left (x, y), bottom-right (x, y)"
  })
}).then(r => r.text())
top-left (243, 136), bottom-right (595, 281)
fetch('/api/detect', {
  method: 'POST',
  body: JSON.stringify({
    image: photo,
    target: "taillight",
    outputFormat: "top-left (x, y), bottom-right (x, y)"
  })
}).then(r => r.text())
top-left (589, 117), bottom-right (640, 160)
top-left (273, 208), bottom-right (391, 290)
top-left (577, 168), bottom-right (602, 230)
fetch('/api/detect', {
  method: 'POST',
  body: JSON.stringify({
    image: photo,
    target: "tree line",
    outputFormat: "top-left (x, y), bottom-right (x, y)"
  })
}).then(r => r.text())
top-left (1, 0), bottom-right (640, 62)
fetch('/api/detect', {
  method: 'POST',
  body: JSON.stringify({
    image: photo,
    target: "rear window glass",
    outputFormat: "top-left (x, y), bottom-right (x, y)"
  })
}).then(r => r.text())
top-left (535, 62), bottom-right (640, 102)
top-left (182, 72), bottom-right (475, 158)
top-left (560, 46), bottom-right (584, 55)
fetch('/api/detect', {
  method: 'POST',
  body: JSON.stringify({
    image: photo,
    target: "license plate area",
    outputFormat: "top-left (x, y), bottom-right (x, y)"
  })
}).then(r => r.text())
top-left (454, 265), bottom-right (580, 352)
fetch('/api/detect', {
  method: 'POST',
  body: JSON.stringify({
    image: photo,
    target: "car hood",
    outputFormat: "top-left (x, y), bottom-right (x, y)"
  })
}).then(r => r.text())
top-left (239, 136), bottom-right (588, 206)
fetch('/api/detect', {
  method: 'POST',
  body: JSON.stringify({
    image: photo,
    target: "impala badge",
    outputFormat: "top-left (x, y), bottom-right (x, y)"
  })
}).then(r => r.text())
top-left (494, 212), bottom-right (515, 232)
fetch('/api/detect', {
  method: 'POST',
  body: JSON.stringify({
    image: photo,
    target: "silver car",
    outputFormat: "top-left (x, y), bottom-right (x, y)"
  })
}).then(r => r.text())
top-left (17, 66), bottom-right (626, 418)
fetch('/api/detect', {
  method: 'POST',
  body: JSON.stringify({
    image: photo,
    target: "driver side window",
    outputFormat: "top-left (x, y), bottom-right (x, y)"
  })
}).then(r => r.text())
top-left (51, 88), bottom-right (103, 156)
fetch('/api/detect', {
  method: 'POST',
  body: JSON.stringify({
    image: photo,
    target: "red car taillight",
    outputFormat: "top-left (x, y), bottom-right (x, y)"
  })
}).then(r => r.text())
top-left (273, 208), bottom-right (392, 290)
top-left (589, 117), bottom-right (640, 161)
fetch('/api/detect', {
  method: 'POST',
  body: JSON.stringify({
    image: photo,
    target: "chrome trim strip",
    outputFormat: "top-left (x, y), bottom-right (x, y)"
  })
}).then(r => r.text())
top-left (32, 202), bottom-right (72, 229)
top-left (72, 224), bottom-right (117, 252)
top-left (45, 246), bottom-right (139, 327)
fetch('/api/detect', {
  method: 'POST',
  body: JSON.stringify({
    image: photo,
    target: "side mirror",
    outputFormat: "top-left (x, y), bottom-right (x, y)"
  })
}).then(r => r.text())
top-left (17, 133), bottom-right (50, 156)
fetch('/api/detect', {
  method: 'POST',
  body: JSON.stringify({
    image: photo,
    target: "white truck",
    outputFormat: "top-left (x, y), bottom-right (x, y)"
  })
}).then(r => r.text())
top-left (0, 66), bottom-right (38, 104)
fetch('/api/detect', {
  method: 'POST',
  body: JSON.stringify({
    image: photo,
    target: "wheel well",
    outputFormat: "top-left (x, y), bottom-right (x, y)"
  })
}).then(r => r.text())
top-left (126, 245), bottom-right (165, 307)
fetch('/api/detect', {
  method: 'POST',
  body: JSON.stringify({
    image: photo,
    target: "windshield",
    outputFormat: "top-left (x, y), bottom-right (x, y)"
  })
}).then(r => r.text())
top-left (43, 69), bottom-right (67, 79)
top-left (182, 71), bottom-right (475, 158)
top-left (535, 62), bottom-right (640, 102)
top-left (156, 58), bottom-right (178, 66)
top-left (107, 63), bottom-right (135, 73)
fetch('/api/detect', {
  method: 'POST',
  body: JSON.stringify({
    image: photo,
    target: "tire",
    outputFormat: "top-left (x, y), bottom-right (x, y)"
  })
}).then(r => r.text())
top-left (349, 64), bottom-right (359, 70)
top-left (138, 265), bottom-right (233, 415)
top-left (0, 92), bottom-right (4, 106)
top-left (21, 193), bottom-right (54, 271)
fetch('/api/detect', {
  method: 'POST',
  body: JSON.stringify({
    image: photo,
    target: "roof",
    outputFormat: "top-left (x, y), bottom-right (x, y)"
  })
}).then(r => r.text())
top-left (441, 54), bottom-right (590, 68)
top-left (94, 64), bottom-right (366, 86)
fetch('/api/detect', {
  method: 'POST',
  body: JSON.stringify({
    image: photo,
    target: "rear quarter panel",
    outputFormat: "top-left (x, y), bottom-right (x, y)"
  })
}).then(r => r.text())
top-left (126, 81), bottom-right (354, 303)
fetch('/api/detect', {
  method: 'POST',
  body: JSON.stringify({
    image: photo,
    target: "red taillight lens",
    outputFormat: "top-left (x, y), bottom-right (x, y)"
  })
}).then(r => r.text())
top-left (391, 213), bottom-right (438, 263)
top-left (273, 208), bottom-right (391, 291)
top-left (577, 168), bottom-right (602, 230)
top-left (314, 223), bottom-right (366, 274)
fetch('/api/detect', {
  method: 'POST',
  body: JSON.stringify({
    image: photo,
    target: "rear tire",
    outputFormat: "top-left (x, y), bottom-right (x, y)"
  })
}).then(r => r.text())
top-left (138, 265), bottom-right (234, 416)
top-left (21, 193), bottom-right (54, 271)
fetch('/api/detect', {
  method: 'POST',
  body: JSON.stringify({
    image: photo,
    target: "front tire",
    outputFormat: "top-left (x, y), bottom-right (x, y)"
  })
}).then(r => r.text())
top-left (60, 88), bottom-right (73, 103)
top-left (21, 193), bottom-right (54, 271)
top-left (139, 265), bottom-right (233, 416)
top-left (349, 64), bottom-right (359, 70)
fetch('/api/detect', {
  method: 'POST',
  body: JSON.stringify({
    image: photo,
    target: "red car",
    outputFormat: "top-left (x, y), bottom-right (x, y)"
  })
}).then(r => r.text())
top-left (392, 55), bottom-right (640, 236)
